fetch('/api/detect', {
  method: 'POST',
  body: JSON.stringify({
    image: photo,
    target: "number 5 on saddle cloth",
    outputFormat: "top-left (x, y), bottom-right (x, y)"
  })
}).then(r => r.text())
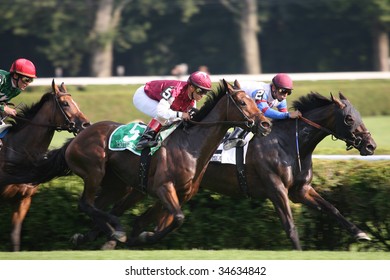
top-left (108, 121), bottom-right (179, 156)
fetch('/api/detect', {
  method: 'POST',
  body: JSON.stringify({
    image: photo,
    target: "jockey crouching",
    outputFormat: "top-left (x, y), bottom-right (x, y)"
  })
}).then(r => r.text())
top-left (0, 58), bottom-right (37, 149)
top-left (133, 71), bottom-right (212, 150)
top-left (223, 73), bottom-right (301, 150)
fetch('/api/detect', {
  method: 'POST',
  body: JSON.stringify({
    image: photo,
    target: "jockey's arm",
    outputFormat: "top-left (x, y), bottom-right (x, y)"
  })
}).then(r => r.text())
top-left (156, 97), bottom-right (182, 125)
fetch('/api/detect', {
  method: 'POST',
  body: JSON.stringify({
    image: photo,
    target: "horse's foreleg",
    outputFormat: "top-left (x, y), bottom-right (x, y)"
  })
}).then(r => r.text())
top-left (10, 196), bottom-right (32, 252)
top-left (136, 183), bottom-right (184, 245)
top-left (268, 185), bottom-right (302, 250)
top-left (126, 201), bottom-right (174, 246)
top-left (99, 189), bottom-right (147, 250)
top-left (290, 184), bottom-right (370, 242)
top-left (78, 175), bottom-right (127, 244)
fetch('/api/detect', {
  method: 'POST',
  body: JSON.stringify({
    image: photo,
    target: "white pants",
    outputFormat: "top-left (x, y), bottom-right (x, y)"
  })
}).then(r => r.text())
top-left (133, 86), bottom-right (159, 118)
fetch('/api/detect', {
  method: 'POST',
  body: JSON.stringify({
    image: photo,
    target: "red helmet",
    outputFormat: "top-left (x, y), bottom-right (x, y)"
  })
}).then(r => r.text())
top-left (187, 71), bottom-right (212, 91)
top-left (10, 58), bottom-right (37, 78)
top-left (272, 73), bottom-right (293, 90)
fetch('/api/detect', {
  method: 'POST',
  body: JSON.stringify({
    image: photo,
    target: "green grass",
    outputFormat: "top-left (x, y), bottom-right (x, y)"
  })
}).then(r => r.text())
top-left (1, 250), bottom-right (390, 260)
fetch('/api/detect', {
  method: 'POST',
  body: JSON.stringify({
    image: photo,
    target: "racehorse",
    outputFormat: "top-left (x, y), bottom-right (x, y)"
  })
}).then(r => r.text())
top-left (80, 91), bottom-right (376, 250)
top-left (2, 79), bottom-right (271, 247)
top-left (0, 80), bottom-right (90, 251)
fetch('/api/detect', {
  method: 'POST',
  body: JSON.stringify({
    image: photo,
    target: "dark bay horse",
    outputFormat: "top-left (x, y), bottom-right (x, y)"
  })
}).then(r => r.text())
top-left (4, 80), bottom-right (271, 246)
top-left (0, 80), bottom-right (90, 251)
top-left (89, 92), bottom-right (376, 250)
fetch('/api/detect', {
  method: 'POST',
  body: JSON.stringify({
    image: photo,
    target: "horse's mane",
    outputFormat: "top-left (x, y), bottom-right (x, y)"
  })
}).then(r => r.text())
top-left (189, 82), bottom-right (226, 122)
top-left (8, 92), bottom-right (53, 132)
top-left (291, 92), bottom-right (332, 113)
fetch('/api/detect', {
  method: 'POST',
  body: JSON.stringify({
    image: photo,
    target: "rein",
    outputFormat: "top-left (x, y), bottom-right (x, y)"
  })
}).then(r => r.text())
top-left (298, 115), bottom-right (367, 144)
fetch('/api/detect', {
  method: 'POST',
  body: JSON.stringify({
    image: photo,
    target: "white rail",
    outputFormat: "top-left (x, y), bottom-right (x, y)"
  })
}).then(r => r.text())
top-left (31, 71), bottom-right (390, 86)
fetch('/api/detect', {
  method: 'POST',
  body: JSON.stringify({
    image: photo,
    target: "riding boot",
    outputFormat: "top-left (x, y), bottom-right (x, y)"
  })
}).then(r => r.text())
top-left (136, 118), bottom-right (162, 150)
top-left (223, 127), bottom-right (248, 150)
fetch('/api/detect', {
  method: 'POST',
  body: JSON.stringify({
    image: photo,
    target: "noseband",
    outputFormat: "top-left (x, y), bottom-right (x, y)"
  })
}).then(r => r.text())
top-left (53, 92), bottom-right (79, 135)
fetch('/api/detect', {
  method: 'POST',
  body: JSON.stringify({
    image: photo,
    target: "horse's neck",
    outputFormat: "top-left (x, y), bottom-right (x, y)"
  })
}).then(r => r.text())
top-left (184, 103), bottom-right (232, 165)
top-left (298, 107), bottom-right (335, 156)
top-left (7, 106), bottom-right (55, 154)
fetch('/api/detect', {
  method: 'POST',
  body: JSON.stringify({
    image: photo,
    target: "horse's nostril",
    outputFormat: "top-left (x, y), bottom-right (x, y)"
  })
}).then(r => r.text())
top-left (83, 122), bottom-right (91, 128)
top-left (261, 121), bottom-right (271, 128)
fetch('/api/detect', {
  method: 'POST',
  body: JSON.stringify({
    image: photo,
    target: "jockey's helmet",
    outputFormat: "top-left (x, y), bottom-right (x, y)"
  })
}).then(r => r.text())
top-left (187, 71), bottom-right (212, 91)
top-left (272, 73), bottom-right (293, 90)
top-left (10, 58), bottom-right (37, 78)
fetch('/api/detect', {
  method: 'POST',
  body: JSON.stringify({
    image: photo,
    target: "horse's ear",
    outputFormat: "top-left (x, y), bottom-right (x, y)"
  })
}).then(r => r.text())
top-left (52, 79), bottom-right (59, 95)
top-left (221, 79), bottom-right (228, 91)
top-left (233, 79), bottom-right (241, 89)
top-left (331, 92), bottom-right (345, 109)
top-left (222, 79), bottom-right (233, 93)
top-left (60, 82), bottom-right (67, 93)
top-left (338, 91), bottom-right (347, 101)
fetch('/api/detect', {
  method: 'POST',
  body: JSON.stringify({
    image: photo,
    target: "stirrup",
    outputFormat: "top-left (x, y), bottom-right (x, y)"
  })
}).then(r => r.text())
top-left (223, 138), bottom-right (247, 150)
top-left (136, 138), bottom-right (158, 150)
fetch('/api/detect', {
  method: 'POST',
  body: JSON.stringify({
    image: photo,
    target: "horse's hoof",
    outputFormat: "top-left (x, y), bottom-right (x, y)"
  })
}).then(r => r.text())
top-left (355, 232), bottom-right (371, 242)
top-left (139, 231), bottom-right (154, 243)
top-left (112, 231), bottom-right (127, 243)
top-left (70, 233), bottom-right (84, 247)
top-left (101, 240), bottom-right (118, 250)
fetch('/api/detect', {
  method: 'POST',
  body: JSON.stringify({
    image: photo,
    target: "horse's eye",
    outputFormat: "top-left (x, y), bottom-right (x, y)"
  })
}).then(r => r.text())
top-left (239, 100), bottom-right (246, 106)
top-left (61, 101), bottom-right (69, 107)
top-left (345, 115), bottom-right (354, 126)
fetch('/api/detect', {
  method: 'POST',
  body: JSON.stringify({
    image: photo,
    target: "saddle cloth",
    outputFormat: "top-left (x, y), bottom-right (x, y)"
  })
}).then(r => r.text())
top-left (210, 132), bottom-right (254, 165)
top-left (108, 121), bottom-right (178, 156)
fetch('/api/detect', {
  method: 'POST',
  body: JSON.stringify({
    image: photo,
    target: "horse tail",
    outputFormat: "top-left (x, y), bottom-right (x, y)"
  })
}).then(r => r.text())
top-left (0, 139), bottom-right (73, 186)
top-left (31, 140), bottom-right (73, 184)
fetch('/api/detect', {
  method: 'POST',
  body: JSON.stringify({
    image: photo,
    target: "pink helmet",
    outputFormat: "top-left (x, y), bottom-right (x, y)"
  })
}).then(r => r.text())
top-left (10, 58), bottom-right (37, 78)
top-left (272, 73), bottom-right (293, 90)
top-left (187, 71), bottom-right (212, 91)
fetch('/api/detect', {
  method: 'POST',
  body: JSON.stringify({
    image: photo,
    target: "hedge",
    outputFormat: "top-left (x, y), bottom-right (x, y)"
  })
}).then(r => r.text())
top-left (0, 160), bottom-right (389, 251)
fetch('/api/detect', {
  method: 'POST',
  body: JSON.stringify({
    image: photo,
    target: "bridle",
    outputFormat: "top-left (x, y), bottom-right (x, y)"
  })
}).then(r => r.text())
top-left (12, 91), bottom-right (80, 135)
top-left (298, 107), bottom-right (370, 151)
top-left (295, 106), bottom-right (371, 171)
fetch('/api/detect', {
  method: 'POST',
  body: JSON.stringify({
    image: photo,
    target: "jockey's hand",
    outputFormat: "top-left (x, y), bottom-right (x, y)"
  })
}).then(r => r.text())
top-left (188, 107), bottom-right (199, 119)
top-left (289, 110), bottom-right (301, 119)
top-left (4, 105), bottom-right (17, 117)
top-left (181, 112), bottom-right (191, 121)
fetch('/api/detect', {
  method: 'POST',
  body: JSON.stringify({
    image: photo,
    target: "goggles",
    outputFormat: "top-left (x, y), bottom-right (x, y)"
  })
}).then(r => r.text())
top-left (277, 88), bottom-right (292, 95)
top-left (21, 76), bottom-right (34, 83)
top-left (195, 87), bottom-right (208, 95)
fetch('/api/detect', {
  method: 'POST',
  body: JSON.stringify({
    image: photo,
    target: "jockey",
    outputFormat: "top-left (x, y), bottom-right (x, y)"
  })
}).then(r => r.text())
top-left (133, 71), bottom-right (212, 149)
top-left (0, 58), bottom-right (37, 149)
top-left (223, 73), bottom-right (301, 150)
top-left (0, 58), bottom-right (37, 117)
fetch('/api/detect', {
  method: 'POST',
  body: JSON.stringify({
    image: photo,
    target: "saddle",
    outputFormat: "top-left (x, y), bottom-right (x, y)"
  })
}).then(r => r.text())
top-left (108, 121), bottom-right (180, 192)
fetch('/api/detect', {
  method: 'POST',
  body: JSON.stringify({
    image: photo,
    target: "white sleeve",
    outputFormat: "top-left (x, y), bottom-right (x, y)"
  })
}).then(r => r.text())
top-left (156, 97), bottom-right (182, 125)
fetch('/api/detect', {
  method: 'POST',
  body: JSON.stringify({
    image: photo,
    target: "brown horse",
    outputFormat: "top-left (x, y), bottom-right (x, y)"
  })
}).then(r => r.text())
top-left (81, 92), bottom-right (376, 250)
top-left (0, 80), bottom-right (90, 251)
top-left (3, 79), bottom-right (271, 247)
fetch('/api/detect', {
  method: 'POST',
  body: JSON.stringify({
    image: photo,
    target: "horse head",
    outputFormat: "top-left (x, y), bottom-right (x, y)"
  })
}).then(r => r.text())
top-left (332, 92), bottom-right (376, 155)
top-left (51, 79), bottom-right (90, 135)
top-left (223, 79), bottom-right (271, 136)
